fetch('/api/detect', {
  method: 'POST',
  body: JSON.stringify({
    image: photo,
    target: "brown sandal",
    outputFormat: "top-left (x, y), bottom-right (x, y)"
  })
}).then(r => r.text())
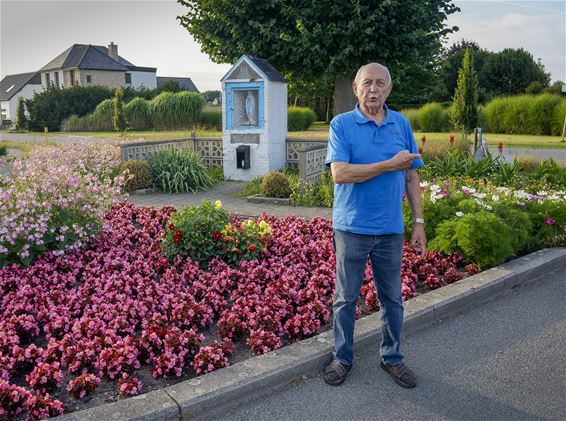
top-left (380, 362), bottom-right (417, 388)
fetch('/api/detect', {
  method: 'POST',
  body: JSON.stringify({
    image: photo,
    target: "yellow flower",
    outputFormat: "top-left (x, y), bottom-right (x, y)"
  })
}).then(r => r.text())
top-left (258, 220), bottom-right (268, 229)
top-left (214, 200), bottom-right (222, 209)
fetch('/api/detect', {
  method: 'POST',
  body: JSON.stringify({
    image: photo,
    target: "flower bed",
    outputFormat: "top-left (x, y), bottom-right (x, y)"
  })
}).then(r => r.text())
top-left (0, 204), bottom-right (475, 419)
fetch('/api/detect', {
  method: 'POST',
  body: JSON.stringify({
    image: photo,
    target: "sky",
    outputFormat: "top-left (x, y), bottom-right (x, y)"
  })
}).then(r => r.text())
top-left (1, 0), bottom-right (564, 92)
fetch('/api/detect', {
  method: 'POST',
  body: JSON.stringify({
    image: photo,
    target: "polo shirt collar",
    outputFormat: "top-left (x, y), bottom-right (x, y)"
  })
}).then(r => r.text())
top-left (353, 103), bottom-right (393, 125)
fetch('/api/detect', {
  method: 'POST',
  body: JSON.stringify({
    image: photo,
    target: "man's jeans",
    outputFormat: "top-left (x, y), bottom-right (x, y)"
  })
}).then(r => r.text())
top-left (332, 229), bottom-right (405, 367)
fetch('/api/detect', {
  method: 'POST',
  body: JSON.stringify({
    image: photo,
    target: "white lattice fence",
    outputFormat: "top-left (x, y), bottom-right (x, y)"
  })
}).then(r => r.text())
top-left (286, 138), bottom-right (327, 171)
top-left (298, 145), bottom-right (328, 184)
top-left (120, 138), bottom-right (223, 167)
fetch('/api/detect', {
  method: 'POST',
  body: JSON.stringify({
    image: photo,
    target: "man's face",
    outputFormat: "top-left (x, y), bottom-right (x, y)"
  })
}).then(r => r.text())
top-left (353, 65), bottom-right (392, 115)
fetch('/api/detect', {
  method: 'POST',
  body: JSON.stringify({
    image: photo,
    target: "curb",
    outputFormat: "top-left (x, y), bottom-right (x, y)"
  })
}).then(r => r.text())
top-left (57, 248), bottom-right (565, 420)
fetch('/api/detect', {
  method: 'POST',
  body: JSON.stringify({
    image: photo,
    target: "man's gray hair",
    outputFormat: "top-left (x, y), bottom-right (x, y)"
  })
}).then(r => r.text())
top-left (353, 63), bottom-right (392, 85)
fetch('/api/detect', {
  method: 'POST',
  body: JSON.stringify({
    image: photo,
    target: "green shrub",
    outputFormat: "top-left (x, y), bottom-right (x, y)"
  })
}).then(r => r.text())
top-left (484, 97), bottom-right (510, 133)
top-left (119, 160), bottom-right (154, 191)
top-left (239, 175), bottom-right (263, 198)
top-left (484, 94), bottom-right (564, 135)
top-left (16, 97), bottom-right (28, 130)
top-left (162, 200), bottom-right (230, 264)
top-left (207, 165), bottom-right (224, 182)
top-left (89, 99), bottom-right (114, 131)
top-left (552, 100), bottom-right (566, 136)
top-left (417, 103), bottom-right (450, 132)
top-left (149, 148), bottom-right (214, 193)
top-left (125, 97), bottom-right (151, 130)
top-left (26, 84), bottom-right (113, 131)
top-left (260, 171), bottom-right (292, 198)
top-left (0, 145), bottom-right (7, 157)
top-left (151, 91), bottom-right (204, 130)
top-left (288, 107), bottom-right (317, 131)
top-left (430, 212), bottom-right (515, 269)
top-left (526, 94), bottom-right (563, 135)
top-left (477, 105), bottom-right (487, 129)
top-left (199, 107), bottom-right (222, 130)
top-left (113, 88), bottom-right (127, 133)
top-left (401, 108), bottom-right (420, 131)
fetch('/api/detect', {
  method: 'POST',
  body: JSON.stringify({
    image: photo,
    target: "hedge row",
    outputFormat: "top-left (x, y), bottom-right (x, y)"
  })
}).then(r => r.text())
top-left (62, 92), bottom-right (205, 131)
top-left (402, 94), bottom-right (565, 135)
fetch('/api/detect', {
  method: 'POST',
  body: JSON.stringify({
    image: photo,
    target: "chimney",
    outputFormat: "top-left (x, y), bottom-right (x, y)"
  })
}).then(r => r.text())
top-left (108, 42), bottom-right (118, 60)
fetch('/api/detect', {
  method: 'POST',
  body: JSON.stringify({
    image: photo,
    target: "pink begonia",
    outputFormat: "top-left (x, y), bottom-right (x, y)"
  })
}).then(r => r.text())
top-left (0, 204), bottom-right (473, 414)
top-left (544, 217), bottom-right (554, 225)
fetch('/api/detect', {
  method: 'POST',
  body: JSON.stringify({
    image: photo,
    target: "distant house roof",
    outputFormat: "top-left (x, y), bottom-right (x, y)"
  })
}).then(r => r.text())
top-left (127, 66), bottom-right (157, 73)
top-left (39, 44), bottom-right (135, 72)
top-left (0, 72), bottom-right (41, 101)
top-left (157, 77), bottom-right (199, 92)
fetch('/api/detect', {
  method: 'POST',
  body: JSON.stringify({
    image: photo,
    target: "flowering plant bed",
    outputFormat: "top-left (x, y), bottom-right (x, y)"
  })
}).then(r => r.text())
top-left (0, 203), bottom-right (476, 419)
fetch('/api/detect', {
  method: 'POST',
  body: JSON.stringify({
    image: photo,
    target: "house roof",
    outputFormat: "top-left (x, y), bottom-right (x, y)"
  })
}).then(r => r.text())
top-left (39, 44), bottom-right (134, 72)
top-left (0, 72), bottom-right (41, 101)
top-left (157, 77), bottom-right (199, 92)
top-left (221, 55), bottom-right (286, 83)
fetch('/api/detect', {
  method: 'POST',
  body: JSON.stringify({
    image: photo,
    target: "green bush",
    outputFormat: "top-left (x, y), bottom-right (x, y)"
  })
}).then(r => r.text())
top-left (125, 97), bottom-right (151, 130)
top-left (430, 212), bottom-right (515, 269)
top-left (261, 171), bottom-right (292, 198)
top-left (552, 100), bottom-right (566, 136)
top-left (484, 94), bottom-right (565, 135)
top-left (162, 200), bottom-right (230, 264)
top-left (401, 108), bottom-right (420, 131)
top-left (484, 97), bottom-right (509, 133)
top-left (26, 84), bottom-right (113, 131)
top-left (477, 105), bottom-right (487, 129)
top-left (417, 103), bottom-right (450, 132)
top-left (0, 145), bottom-right (7, 157)
top-left (151, 91), bottom-right (204, 130)
top-left (288, 107), bottom-right (317, 131)
top-left (526, 94), bottom-right (563, 135)
top-left (199, 107), bottom-right (222, 130)
top-left (149, 148), bottom-right (214, 193)
top-left (87, 99), bottom-right (114, 131)
top-left (119, 160), bottom-right (154, 191)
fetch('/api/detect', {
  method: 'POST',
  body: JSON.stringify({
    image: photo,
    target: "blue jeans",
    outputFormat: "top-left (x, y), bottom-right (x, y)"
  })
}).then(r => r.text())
top-left (332, 229), bottom-right (405, 367)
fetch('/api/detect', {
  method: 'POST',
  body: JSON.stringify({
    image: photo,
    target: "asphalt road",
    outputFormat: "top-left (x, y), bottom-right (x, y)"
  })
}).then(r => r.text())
top-left (216, 269), bottom-right (565, 421)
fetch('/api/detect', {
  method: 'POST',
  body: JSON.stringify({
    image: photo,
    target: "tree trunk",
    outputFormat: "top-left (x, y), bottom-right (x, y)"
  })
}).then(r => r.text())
top-left (333, 74), bottom-right (357, 117)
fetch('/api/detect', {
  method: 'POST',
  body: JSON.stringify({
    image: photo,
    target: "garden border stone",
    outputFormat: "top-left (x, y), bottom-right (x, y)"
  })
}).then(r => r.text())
top-left (246, 194), bottom-right (293, 205)
top-left (55, 247), bottom-right (565, 421)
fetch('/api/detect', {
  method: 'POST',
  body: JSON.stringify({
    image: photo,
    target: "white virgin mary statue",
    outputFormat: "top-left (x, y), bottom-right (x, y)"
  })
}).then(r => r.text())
top-left (245, 91), bottom-right (257, 126)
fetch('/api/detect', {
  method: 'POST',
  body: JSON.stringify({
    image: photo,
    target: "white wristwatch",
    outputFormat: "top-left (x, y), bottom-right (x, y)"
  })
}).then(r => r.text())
top-left (412, 218), bottom-right (425, 224)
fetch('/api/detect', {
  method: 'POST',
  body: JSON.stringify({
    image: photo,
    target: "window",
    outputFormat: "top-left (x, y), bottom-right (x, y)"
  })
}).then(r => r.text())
top-left (5, 84), bottom-right (15, 93)
top-left (70, 70), bottom-right (75, 86)
top-left (125, 73), bottom-right (131, 84)
top-left (45, 73), bottom-right (51, 85)
top-left (54, 72), bottom-right (59, 86)
top-left (86, 75), bottom-right (92, 83)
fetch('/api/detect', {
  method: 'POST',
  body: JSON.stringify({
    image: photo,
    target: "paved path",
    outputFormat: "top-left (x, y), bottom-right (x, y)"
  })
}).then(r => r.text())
top-left (504, 147), bottom-right (565, 162)
top-left (127, 181), bottom-right (333, 220)
top-left (215, 269), bottom-right (565, 421)
top-left (0, 132), bottom-right (117, 144)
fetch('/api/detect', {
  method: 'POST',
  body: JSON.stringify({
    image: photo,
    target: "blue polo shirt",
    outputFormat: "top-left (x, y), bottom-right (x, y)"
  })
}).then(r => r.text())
top-left (325, 105), bottom-right (423, 235)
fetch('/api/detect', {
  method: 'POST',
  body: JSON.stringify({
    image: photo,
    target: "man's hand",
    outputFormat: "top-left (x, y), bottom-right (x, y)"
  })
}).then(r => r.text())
top-left (411, 223), bottom-right (427, 257)
top-left (388, 150), bottom-right (420, 171)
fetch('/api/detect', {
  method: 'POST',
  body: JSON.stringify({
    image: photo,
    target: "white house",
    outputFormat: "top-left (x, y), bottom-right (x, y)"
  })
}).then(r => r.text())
top-left (0, 72), bottom-right (42, 121)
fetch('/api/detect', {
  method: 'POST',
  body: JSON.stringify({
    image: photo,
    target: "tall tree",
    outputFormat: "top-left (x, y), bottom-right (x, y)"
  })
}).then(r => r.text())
top-left (113, 88), bottom-right (127, 134)
top-left (438, 39), bottom-right (490, 103)
top-left (16, 97), bottom-right (28, 130)
top-left (449, 48), bottom-right (478, 134)
top-left (481, 48), bottom-right (550, 98)
top-left (177, 0), bottom-right (459, 115)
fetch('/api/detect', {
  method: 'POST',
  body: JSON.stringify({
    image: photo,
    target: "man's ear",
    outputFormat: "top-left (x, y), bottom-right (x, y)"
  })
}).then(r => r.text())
top-left (352, 83), bottom-right (358, 99)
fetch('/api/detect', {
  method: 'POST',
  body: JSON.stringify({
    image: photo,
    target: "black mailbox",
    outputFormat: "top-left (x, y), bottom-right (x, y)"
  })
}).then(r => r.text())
top-left (236, 145), bottom-right (250, 169)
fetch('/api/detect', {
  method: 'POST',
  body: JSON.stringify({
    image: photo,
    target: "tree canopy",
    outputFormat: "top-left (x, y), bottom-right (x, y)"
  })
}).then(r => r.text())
top-left (178, 0), bottom-right (459, 112)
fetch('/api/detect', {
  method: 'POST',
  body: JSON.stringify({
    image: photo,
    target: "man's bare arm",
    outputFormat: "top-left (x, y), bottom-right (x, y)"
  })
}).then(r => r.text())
top-left (404, 169), bottom-right (423, 219)
top-left (331, 150), bottom-right (421, 184)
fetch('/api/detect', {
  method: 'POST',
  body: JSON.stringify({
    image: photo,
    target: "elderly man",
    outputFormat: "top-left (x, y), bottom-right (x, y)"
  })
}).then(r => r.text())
top-left (324, 63), bottom-right (426, 388)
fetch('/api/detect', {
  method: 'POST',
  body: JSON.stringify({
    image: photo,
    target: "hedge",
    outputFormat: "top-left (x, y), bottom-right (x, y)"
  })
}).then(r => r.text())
top-left (288, 106), bottom-right (317, 131)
